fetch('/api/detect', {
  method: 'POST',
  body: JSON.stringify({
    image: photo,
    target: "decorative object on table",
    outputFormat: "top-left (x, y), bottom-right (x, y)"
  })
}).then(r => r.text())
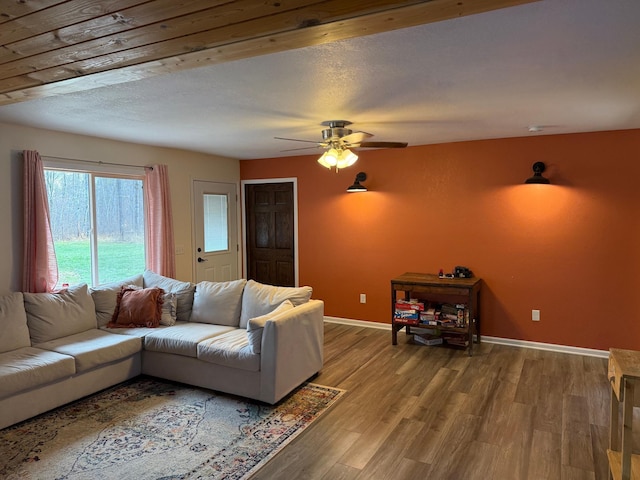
top-left (0, 377), bottom-right (345, 480)
top-left (454, 266), bottom-right (473, 278)
top-left (438, 266), bottom-right (473, 278)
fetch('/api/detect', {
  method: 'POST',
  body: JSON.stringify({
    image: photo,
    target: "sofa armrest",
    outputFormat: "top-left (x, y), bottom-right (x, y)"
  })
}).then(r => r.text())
top-left (259, 299), bottom-right (324, 403)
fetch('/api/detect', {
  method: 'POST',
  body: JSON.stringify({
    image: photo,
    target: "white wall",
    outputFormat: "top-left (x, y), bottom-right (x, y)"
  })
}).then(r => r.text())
top-left (0, 122), bottom-right (240, 295)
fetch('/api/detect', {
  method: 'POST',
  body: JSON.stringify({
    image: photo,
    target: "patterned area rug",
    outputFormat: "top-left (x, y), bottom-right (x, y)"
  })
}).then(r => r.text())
top-left (0, 378), bottom-right (345, 480)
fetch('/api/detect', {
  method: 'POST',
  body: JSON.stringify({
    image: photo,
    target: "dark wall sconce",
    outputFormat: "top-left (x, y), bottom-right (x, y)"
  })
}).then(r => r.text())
top-left (347, 172), bottom-right (367, 192)
top-left (525, 162), bottom-right (550, 184)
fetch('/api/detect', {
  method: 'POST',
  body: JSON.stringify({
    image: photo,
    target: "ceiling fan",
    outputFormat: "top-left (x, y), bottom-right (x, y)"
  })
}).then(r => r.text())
top-left (274, 120), bottom-right (408, 170)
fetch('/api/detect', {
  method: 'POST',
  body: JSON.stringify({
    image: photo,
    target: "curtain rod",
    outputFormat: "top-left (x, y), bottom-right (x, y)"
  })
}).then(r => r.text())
top-left (29, 153), bottom-right (152, 170)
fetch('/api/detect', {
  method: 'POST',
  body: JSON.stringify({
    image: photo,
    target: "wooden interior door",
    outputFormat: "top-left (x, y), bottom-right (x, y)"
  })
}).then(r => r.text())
top-left (245, 182), bottom-right (295, 286)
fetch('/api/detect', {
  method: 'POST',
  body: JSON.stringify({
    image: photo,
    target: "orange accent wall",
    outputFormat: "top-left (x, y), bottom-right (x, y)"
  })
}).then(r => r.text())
top-left (240, 130), bottom-right (640, 351)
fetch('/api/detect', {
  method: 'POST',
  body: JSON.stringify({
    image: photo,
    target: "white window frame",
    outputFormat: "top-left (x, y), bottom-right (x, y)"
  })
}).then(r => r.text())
top-left (43, 158), bottom-right (146, 286)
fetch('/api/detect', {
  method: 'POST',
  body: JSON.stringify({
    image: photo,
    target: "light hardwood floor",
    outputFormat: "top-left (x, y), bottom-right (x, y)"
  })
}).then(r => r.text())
top-left (252, 323), bottom-right (615, 480)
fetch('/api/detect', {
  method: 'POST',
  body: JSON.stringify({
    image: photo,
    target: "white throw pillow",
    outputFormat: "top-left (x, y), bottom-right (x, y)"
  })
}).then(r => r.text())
top-left (190, 279), bottom-right (247, 326)
top-left (0, 292), bottom-right (31, 353)
top-left (247, 300), bottom-right (294, 354)
top-left (239, 280), bottom-right (312, 328)
top-left (160, 292), bottom-right (177, 326)
top-left (24, 284), bottom-right (97, 344)
top-left (90, 274), bottom-right (144, 327)
top-left (143, 270), bottom-right (195, 321)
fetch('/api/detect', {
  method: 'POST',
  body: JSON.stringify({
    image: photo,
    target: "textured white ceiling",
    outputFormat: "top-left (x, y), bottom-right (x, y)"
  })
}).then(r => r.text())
top-left (0, 0), bottom-right (639, 160)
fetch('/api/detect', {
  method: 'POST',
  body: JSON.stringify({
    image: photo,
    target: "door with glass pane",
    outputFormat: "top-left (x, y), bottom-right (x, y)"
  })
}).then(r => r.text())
top-left (193, 181), bottom-right (238, 282)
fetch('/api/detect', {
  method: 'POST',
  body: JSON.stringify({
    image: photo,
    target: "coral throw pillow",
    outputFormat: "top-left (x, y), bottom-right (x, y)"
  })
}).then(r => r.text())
top-left (107, 286), bottom-right (164, 328)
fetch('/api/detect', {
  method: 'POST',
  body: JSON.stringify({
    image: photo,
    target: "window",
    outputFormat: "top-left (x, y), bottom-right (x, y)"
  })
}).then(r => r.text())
top-left (203, 193), bottom-right (229, 252)
top-left (44, 165), bottom-right (145, 286)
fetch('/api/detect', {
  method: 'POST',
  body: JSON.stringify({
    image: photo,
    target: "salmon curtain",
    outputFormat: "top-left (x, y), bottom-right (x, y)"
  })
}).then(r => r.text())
top-left (144, 164), bottom-right (176, 278)
top-left (23, 150), bottom-right (59, 293)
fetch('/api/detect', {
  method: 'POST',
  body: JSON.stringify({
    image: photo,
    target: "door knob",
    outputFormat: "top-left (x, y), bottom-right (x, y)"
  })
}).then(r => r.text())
top-left (197, 257), bottom-right (208, 263)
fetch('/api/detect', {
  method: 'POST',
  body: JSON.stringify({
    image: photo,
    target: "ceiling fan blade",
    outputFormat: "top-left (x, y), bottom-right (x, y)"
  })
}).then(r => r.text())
top-left (280, 145), bottom-right (324, 152)
top-left (358, 141), bottom-right (408, 148)
top-left (341, 131), bottom-right (373, 144)
top-left (274, 136), bottom-right (320, 144)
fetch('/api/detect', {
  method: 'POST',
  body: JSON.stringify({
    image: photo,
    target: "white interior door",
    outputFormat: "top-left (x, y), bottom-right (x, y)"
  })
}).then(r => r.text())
top-left (193, 180), bottom-right (238, 282)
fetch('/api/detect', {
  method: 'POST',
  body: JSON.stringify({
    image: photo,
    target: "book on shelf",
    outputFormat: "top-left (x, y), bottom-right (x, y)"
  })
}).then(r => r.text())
top-left (394, 317), bottom-right (419, 326)
top-left (394, 309), bottom-right (419, 320)
top-left (396, 300), bottom-right (470, 329)
top-left (411, 326), bottom-right (438, 335)
top-left (445, 338), bottom-right (469, 347)
top-left (419, 307), bottom-right (437, 322)
top-left (437, 303), bottom-right (468, 326)
top-left (440, 303), bottom-right (459, 315)
top-left (395, 299), bottom-right (425, 311)
top-left (442, 331), bottom-right (469, 347)
top-left (418, 317), bottom-right (457, 328)
top-left (414, 333), bottom-right (443, 346)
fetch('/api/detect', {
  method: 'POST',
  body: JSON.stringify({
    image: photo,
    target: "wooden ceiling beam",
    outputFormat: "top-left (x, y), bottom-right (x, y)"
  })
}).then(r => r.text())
top-left (0, 0), bottom-right (540, 106)
top-left (0, 0), bottom-right (333, 76)
top-left (0, 0), bottom-right (147, 42)
top-left (0, 0), bottom-right (67, 25)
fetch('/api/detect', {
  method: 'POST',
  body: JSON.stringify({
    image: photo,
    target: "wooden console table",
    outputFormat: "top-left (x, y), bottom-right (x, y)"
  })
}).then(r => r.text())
top-left (608, 348), bottom-right (640, 480)
top-left (391, 272), bottom-right (482, 356)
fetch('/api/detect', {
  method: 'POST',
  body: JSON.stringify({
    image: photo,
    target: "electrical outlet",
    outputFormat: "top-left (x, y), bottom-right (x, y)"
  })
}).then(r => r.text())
top-left (532, 309), bottom-right (540, 321)
top-left (360, 293), bottom-right (366, 304)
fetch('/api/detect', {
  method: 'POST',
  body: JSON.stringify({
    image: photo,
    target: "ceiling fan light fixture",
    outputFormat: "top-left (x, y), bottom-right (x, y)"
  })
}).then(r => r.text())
top-left (279, 120), bottom-right (405, 170)
top-left (317, 149), bottom-right (337, 168)
top-left (317, 148), bottom-right (358, 171)
top-left (317, 152), bottom-right (330, 168)
top-left (336, 149), bottom-right (358, 169)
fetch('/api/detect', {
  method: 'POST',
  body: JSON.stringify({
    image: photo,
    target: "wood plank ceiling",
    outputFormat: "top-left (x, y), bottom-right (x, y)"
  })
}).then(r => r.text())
top-left (0, 0), bottom-right (539, 107)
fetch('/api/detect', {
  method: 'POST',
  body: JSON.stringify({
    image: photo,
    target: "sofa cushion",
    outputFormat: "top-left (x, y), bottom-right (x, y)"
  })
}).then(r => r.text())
top-left (90, 274), bottom-right (144, 327)
top-left (143, 322), bottom-right (235, 358)
top-left (190, 279), bottom-right (246, 326)
top-left (239, 280), bottom-right (312, 328)
top-left (197, 329), bottom-right (260, 372)
top-left (247, 300), bottom-right (294, 354)
top-left (108, 286), bottom-right (164, 328)
top-left (0, 347), bottom-right (75, 399)
top-left (24, 284), bottom-right (97, 344)
top-left (143, 270), bottom-right (195, 321)
top-left (0, 292), bottom-right (31, 353)
top-left (35, 329), bottom-right (141, 373)
top-left (100, 325), bottom-right (172, 347)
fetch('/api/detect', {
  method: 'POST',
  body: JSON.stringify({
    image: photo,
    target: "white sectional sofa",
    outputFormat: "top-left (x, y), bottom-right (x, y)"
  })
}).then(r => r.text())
top-left (0, 271), bottom-right (324, 430)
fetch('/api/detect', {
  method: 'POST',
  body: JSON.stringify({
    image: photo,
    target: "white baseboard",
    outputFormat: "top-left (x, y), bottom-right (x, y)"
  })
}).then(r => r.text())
top-left (324, 316), bottom-right (391, 331)
top-left (323, 316), bottom-right (609, 359)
